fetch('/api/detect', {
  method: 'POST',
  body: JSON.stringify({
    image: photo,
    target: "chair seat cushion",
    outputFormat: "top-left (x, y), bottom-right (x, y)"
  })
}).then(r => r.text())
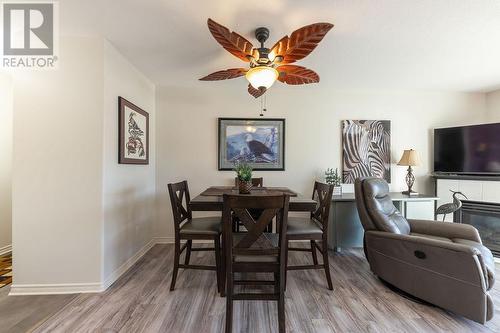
top-left (286, 217), bottom-right (323, 236)
top-left (410, 232), bottom-right (495, 290)
top-left (180, 216), bottom-right (221, 235)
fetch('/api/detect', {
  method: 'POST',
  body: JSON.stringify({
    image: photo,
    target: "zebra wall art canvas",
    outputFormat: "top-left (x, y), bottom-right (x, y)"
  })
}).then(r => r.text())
top-left (342, 120), bottom-right (391, 183)
top-left (218, 118), bottom-right (285, 170)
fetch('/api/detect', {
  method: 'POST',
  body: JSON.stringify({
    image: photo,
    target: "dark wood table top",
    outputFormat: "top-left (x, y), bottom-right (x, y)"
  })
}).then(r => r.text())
top-left (190, 186), bottom-right (316, 212)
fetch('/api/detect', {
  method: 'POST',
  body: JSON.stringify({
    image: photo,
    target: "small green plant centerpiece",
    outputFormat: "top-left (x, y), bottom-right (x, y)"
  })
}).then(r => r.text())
top-left (234, 162), bottom-right (253, 194)
top-left (325, 168), bottom-right (343, 195)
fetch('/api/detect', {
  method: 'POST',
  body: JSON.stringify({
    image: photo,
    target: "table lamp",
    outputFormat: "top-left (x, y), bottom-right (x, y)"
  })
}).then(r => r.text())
top-left (397, 149), bottom-right (420, 195)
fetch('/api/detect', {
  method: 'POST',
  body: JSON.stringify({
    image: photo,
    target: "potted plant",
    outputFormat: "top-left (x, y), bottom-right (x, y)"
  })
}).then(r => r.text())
top-left (325, 168), bottom-right (342, 195)
top-left (234, 162), bottom-right (253, 194)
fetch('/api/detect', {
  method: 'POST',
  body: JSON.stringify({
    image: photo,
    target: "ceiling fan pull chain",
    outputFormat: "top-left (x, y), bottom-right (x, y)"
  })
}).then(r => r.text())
top-left (259, 94), bottom-right (268, 117)
top-left (259, 95), bottom-right (264, 116)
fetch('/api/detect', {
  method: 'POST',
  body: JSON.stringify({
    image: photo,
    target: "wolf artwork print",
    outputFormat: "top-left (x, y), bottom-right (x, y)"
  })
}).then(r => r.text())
top-left (342, 120), bottom-right (391, 183)
top-left (119, 97), bottom-right (149, 164)
top-left (218, 118), bottom-right (285, 170)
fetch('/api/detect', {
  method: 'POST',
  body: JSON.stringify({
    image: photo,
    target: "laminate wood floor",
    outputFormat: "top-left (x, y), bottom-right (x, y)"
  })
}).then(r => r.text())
top-left (14, 244), bottom-right (500, 332)
top-left (0, 285), bottom-right (75, 333)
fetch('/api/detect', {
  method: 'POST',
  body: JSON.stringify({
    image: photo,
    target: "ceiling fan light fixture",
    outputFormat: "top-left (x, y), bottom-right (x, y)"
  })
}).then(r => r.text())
top-left (201, 19), bottom-right (333, 98)
top-left (245, 66), bottom-right (279, 89)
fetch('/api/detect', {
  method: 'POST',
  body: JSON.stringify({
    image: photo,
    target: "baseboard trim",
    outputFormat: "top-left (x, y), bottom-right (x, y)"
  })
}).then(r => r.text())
top-left (8, 237), bottom-right (212, 296)
top-left (102, 239), bottom-right (156, 290)
top-left (154, 237), bottom-right (213, 244)
top-left (0, 244), bottom-right (11, 256)
top-left (9, 282), bottom-right (102, 296)
top-left (154, 236), bottom-right (175, 244)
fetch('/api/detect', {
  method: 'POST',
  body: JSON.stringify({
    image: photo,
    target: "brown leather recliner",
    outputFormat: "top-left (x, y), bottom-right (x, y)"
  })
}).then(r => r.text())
top-left (354, 177), bottom-right (495, 324)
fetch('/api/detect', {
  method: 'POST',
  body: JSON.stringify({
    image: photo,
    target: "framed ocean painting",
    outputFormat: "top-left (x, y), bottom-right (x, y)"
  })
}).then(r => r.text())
top-left (218, 118), bottom-right (285, 171)
top-left (118, 97), bottom-right (149, 164)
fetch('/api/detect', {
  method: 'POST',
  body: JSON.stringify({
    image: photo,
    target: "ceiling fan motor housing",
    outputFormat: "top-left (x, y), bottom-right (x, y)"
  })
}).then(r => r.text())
top-left (256, 48), bottom-right (271, 64)
top-left (255, 27), bottom-right (272, 64)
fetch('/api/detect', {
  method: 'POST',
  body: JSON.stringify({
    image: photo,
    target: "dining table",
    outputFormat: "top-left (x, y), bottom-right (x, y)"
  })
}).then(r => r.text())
top-left (189, 186), bottom-right (317, 212)
top-left (189, 185), bottom-right (317, 299)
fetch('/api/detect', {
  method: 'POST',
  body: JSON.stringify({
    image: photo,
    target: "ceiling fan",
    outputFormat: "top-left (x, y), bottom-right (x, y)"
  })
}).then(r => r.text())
top-left (199, 19), bottom-right (333, 98)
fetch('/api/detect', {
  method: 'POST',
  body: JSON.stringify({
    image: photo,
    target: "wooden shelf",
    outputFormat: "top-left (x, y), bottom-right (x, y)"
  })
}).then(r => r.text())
top-left (432, 173), bottom-right (500, 181)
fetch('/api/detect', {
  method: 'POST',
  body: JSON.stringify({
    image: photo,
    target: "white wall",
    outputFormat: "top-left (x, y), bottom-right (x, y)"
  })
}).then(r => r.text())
top-left (102, 41), bottom-right (156, 284)
top-left (156, 85), bottom-right (486, 238)
top-left (486, 89), bottom-right (500, 122)
top-left (0, 72), bottom-right (13, 254)
top-left (11, 37), bottom-right (104, 290)
top-left (10, 37), bottom-right (157, 294)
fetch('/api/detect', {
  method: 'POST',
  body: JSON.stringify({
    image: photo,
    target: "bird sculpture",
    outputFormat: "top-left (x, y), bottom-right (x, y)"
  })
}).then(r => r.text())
top-left (435, 190), bottom-right (468, 221)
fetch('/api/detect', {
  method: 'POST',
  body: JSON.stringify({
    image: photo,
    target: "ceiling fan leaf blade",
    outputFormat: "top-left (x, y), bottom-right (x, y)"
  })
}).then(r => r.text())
top-left (248, 84), bottom-right (266, 98)
top-left (277, 65), bottom-right (320, 85)
top-left (270, 36), bottom-right (289, 61)
top-left (280, 23), bottom-right (333, 64)
top-left (199, 68), bottom-right (247, 81)
top-left (207, 18), bottom-right (254, 62)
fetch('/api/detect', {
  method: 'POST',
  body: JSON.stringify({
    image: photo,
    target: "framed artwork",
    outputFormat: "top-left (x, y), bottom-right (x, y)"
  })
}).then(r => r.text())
top-left (118, 97), bottom-right (149, 164)
top-left (342, 120), bottom-right (391, 183)
top-left (218, 118), bottom-right (285, 171)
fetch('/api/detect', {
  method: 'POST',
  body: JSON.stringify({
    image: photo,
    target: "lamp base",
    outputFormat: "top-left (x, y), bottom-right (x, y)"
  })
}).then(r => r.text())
top-left (403, 166), bottom-right (417, 196)
top-left (402, 190), bottom-right (419, 196)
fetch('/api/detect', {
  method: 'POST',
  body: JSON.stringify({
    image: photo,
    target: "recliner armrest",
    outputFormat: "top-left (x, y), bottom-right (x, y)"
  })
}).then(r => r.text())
top-left (366, 230), bottom-right (480, 255)
top-left (365, 230), bottom-right (488, 290)
top-left (408, 219), bottom-right (482, 243)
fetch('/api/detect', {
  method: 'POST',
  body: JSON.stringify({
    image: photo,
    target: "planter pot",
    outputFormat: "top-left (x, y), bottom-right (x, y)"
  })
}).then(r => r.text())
top-left (238, 180), bottom-right (252, 194)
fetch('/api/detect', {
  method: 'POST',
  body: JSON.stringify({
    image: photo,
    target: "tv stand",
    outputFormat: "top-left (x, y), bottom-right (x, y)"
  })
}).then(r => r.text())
top-left (432, 173), bottom-right (500, 182)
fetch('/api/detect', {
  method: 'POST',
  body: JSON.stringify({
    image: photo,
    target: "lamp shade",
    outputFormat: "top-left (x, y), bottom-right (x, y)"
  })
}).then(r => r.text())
top-left (245, 66), bottom-right (279, 89)
top-left (397, 149), bottom-right (420, 166)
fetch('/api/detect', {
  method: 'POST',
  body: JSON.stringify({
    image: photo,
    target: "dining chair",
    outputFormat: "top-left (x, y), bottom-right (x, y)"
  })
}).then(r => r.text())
top-left (167, 180), bottom-right (222, 292)
top-left (285, 181), bottom-right (334, 290)
top-left (222, 193), bottom-right (290, 333)
top-left (233, 177), bottom-right (265, 232)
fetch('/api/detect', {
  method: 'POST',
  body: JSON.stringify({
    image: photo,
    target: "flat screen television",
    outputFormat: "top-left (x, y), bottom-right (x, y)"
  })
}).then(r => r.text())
top-left (434, 123), bottom-right (500, 175)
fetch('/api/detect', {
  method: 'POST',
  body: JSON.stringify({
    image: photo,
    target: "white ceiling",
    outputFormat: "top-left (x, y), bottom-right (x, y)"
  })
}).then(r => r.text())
top-left (61, 0), bottom-right (500, 92)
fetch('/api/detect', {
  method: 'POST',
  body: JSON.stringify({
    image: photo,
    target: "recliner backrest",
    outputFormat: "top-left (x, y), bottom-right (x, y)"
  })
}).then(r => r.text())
top-left (354, 177), bottom-right (410, 235)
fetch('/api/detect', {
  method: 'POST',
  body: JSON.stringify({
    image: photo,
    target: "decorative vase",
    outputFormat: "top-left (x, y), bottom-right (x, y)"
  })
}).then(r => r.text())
top-left (238, 180), bottom-right (252, 194)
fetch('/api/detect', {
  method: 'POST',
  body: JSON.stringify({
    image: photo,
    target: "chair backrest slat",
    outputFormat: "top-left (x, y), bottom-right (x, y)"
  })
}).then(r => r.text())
top-left (167, 181), bottom-right (192, 232)
top-left (223, 194), bottom-right (289, 259)
top-left (311, 181), bottom-right (334, 230)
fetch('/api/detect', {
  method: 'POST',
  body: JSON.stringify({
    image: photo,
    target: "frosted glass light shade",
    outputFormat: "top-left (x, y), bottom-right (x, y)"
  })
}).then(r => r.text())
top-left (245, 66), bottom-right (279, 89)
